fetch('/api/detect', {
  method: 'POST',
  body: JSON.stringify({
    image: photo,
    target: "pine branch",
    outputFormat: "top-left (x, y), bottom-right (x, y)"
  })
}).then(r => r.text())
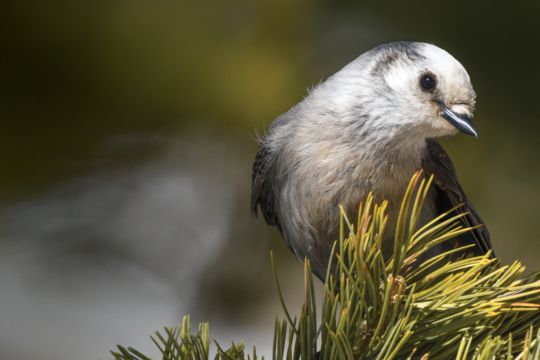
top-left (111, 172), bottom-right (540, 360)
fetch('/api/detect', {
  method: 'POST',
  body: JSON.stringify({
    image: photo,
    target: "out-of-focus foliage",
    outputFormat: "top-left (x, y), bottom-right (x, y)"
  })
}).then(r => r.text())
top-left (112, 174), bottom-right (540, 359)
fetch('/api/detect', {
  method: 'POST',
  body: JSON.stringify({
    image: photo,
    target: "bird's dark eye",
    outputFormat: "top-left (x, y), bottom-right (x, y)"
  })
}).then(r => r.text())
top-left (419, 72), bottom-right (437, 92)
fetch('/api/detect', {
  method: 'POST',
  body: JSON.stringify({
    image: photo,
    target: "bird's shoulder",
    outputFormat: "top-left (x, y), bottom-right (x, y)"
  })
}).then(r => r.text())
top-left (422, 138), bottom-right (494, 256)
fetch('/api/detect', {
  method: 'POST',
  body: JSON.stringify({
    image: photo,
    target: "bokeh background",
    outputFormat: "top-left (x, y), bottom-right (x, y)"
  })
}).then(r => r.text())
top-left (2, 1), bottom-right (540, 359)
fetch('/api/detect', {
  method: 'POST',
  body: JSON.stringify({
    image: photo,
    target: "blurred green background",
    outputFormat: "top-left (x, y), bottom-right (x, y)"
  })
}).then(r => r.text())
top-left (2, 1), bottom-right (540, 359)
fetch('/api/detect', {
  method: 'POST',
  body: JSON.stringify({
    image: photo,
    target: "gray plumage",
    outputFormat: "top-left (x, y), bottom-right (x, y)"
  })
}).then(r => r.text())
top-left (251, 42), bottom-right (493, 279)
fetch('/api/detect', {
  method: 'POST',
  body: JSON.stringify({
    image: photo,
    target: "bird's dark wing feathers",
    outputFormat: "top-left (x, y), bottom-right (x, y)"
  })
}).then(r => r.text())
top-left (422, 139), bottom-right (494, 256)
top-left (251, 145), bottom-right (280, 230)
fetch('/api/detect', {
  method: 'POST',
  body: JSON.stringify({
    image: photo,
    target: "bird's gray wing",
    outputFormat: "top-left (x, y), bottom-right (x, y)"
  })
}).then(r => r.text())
top-left (251, 144), bottom-right (281, 230)
top-left (422, 138), bottom-right (494, 256)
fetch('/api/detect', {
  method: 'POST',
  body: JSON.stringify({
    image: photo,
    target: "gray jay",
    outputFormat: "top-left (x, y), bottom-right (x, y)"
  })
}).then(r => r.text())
top-left (251, 42), bottom-right (493, 279)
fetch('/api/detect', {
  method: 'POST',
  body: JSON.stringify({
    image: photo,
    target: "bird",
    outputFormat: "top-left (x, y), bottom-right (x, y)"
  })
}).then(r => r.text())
top-left (251, 41), bottom-right (494, 280)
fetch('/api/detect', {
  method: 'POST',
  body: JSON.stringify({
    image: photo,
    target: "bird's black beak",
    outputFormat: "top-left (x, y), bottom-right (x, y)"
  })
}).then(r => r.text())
top-left (439, 102), bottom-right (478, 137)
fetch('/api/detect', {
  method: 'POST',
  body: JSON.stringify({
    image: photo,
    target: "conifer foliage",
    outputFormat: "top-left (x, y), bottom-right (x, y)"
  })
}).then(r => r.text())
top-left (112, 173), bottom-right (540, 359)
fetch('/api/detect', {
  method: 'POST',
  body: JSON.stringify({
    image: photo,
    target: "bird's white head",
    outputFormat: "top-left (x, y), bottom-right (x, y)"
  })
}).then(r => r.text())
top-left (321, 42), bottom-right (478, 142)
